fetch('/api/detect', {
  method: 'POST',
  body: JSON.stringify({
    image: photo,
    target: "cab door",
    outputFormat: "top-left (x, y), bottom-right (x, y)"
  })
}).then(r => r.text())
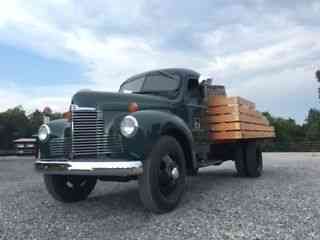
top-left (184, 78), bottom-right (208, 145)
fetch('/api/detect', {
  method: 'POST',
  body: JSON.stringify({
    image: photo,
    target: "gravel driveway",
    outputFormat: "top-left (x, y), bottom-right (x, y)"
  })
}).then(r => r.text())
top-left (1, 153), bottom-right (320, 240)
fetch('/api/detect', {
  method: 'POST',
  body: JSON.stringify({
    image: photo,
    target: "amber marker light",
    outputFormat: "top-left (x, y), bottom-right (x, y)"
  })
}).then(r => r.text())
top-left (63, 111), bottom-right (72, 121)
top-left (128, 102), bottom-right (139, 113)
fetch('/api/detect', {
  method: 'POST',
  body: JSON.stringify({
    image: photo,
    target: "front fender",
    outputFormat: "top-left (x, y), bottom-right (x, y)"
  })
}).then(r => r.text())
top-left (47, 119), bottom-right (71, 138)
top-left (39, 119), bottom-right (71, 158)
top-left (122, 110), bottom-right (196, 168)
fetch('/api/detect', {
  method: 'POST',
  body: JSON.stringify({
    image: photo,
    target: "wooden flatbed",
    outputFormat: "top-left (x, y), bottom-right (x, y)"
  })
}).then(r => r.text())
top-left (207, 96), bottom-right (275, 141)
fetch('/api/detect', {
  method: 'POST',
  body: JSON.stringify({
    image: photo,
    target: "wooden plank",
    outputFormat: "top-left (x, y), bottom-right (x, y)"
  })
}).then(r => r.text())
top-left (208, 96), bottom-right (255, 109)
top-left (207, 105), bottom-right (267, 120)
top-left (239, 114), bottom-right (270, 125)
top-left (210, 122), bottom-right (242, 131)
top-left (242, 131), bottom-right (275, 139)
top-left (209, 130), bottom-right (275, 140)
top-left (209, 131), bottom-right (243, 140)
top-left (207, 105), bottom-right (237, 115)
top-left (207, 96), bottom-right (228, 107)
top-left (207, 113), bottom-right (270, 125)
top-left (209, 122), bottom-right (275, 132)
top-left (207, 114), bottom-right (241, 123)
top-left (240, 123), bottom-right (274, 132)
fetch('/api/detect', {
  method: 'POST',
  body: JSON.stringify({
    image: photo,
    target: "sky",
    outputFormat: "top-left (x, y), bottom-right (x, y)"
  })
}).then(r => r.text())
top-left (0, 0), bottom-right (319, 123)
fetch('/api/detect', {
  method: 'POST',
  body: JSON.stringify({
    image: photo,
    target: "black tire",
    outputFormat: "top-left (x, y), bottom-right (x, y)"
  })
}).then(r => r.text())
top-left (187, 167), bottom-right (199, 176)
top-left (44, 175), bottom-right (97, 202)
top-left (244, 142), bottom-right (263, 177)
top-left (138, 136), bottom-right (186, 213)
top-left (234, 144), bottom-right (247, 177)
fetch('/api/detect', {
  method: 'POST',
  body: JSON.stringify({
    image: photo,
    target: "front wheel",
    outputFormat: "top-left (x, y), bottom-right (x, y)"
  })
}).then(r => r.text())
top-left (44, 175), bottom-right (97, 202)
top-left (138, 136), bottom-right (186, 213)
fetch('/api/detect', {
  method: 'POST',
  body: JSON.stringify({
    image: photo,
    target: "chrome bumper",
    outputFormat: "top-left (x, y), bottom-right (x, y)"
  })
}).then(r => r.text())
top-left (35, 159), bottom-right (143, 177)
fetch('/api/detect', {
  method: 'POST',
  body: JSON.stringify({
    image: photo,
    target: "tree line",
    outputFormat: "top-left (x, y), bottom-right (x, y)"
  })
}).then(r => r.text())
top-left (262, 109), bottom-right (320, 151)
top-left (0, 106), bottom-right (61, 150)
top-left (0, 106), bottom-right (319, 151)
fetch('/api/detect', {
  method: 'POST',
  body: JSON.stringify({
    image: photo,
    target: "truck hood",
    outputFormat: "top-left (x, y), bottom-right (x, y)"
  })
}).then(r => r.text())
top-left (71, 90), bottom-right (172, 111)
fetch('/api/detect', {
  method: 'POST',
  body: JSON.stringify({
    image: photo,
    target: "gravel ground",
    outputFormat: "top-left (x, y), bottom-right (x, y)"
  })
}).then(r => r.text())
top-left (1, 153), bottom-right (320, 240)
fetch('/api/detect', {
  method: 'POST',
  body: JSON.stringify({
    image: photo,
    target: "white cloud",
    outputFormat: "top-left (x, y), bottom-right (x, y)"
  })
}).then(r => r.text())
top-left (228, 65), bottom-right (318, 121)
top-left (0, 82), bottom-right (93, 113)
top-left (0, 0), bottom-right (319, 122)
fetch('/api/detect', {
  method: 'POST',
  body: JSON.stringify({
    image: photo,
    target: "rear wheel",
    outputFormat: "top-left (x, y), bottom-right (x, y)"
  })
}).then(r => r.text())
top-left (44, 175), bottom-right (97, 202)
top-left (244, 142), bottom-right (263, 177)
top-left (234, 144), bottom-right (247, 177)
top-left (138, 136), bottom-right (186, 213)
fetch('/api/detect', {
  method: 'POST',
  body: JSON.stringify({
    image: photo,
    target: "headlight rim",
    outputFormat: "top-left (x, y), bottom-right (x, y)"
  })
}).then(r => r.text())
top-left (120, 115), bottom-right (139, 138)
top-left (38, 124), bottom-right (50, 142)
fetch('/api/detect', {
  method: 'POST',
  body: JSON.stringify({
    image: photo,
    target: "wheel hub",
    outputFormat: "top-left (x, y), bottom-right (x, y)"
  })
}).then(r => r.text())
top-left (171, 167), bottom-right (179, 180)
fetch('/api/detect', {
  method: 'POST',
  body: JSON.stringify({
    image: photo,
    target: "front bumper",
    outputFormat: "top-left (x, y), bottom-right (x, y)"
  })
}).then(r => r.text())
top-left (35, 159), bottom-right (143, 177)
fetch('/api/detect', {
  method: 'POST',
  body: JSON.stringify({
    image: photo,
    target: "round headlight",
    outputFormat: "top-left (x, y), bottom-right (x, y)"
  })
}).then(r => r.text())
top-left (120, 116), bottom-right (138, 138)
top-left (38, 124), bottom-right (50, 142)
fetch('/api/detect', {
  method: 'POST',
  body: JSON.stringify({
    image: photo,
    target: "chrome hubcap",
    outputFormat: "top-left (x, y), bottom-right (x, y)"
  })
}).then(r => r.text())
top-left (162, 155), bottom-right (179, 180)
top-left (158, 154), bottom-right (181, 197)
top-left (171, 167), bottom-right (179, 180)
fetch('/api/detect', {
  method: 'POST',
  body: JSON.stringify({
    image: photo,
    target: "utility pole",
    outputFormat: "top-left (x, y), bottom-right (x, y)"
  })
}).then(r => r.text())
top-left (316, 70), bottom-right (320, 100)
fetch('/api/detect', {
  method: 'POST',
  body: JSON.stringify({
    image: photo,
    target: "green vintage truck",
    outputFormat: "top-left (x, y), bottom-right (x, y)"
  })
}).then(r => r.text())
top-left (35, 68), bottom-right (271, 213)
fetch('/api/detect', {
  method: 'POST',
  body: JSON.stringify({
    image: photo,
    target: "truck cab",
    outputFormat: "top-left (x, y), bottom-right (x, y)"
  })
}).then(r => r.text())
top-left (35, 68), bottom-right (264, 213)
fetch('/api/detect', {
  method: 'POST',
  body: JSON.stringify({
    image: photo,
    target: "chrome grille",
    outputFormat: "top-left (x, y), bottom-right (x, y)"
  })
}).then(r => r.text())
top-left (72, 109), bottom-right (123, 157)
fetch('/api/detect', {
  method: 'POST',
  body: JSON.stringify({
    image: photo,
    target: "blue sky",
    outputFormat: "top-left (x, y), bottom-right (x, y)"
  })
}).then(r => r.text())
top-left (0, 0), bottom-right (319, 123)
top-left (0, 44), bottom-right (84, 85)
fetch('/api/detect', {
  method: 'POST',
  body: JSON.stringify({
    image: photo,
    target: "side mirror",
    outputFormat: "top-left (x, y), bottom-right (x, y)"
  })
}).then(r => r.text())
top-left (200, 78), bottom-right (227, 98)
top-left (200, 78), bottom-right (213, 86)
top-left (200, 78), bottom-right (212, 102)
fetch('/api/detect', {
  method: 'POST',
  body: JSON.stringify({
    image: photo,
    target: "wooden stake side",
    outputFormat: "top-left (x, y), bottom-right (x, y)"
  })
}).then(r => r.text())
top-left (209, 130), bottom-right (275, 140)
top-left (242, 131), bottom-right (275, 139)
top-left (208, 96), bottom-right (256, 109)
top-left (207, 113), bottom-right (270, 126)
top-left (206, 95), bottom-right (276, 141)
top-left (207, 105), bottom-right (267, 120)
top-left (210, 122), bottom-right (275, 132)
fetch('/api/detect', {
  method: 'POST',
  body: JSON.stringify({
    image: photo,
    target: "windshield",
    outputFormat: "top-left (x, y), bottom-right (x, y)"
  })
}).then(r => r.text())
top-left (119, 72), bottom-right (180, 94)
top-left (119, 76), bottom-right (144, 93)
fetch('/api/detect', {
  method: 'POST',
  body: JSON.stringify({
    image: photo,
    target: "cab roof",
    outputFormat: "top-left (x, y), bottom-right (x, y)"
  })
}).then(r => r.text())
top-left (125, 68), bottom-right (200, 83)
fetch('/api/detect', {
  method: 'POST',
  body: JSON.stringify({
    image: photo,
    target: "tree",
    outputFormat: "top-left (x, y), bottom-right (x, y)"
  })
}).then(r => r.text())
top-left (262, 111), bottom-right (306, 151)
top-left (304, 108), bottom-right (320, 141)
top-left (262, 112), bottom-right (305, 142)
top-left (0, 106), bottom-right (64, 150)
top-left (0, 106), bottom-right (30, 149)
top-left (29, 110), bottom-right (43, 135)
top-left (28, 110), bottom-right (63, 135)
